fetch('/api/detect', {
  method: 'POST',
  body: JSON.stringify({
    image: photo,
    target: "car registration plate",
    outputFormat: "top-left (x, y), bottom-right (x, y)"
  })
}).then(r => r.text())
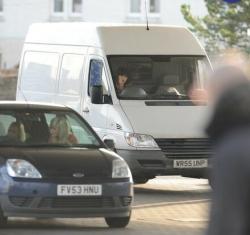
top-left (57, 185), bottom-right (102, 196)
top-left (173, 159), bottom-right (208, 169)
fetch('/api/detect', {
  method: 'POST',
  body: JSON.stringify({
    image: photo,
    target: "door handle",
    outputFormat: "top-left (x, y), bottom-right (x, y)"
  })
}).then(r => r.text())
top-left (83, 107), bottom-right (90, 113)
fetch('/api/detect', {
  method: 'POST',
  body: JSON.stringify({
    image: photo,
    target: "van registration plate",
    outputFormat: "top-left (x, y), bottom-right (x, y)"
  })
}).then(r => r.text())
top-left (173, 159), bottom-right (208, 169)
top-left (57, 185), bottom-right (102, 196)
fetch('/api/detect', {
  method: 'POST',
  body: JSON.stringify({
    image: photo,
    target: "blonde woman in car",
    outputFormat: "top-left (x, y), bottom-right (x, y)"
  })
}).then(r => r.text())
top-left (49, 116), bottom-right (78, 145)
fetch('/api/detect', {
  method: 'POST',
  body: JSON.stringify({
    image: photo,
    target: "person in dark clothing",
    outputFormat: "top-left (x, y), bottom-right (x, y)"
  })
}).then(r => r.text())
top-left (206, 81), bottom-right (250, 235)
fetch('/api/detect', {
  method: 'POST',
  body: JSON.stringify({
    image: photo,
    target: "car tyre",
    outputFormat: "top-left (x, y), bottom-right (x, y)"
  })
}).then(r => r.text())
top-left (0, 209), bottom-right (7, 228)
top-left (105, 214), bottom-right (131, 228)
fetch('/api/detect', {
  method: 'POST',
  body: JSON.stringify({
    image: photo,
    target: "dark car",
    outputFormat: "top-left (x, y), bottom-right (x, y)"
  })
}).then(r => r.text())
top-left (0, 102), bottom-right (133, 228)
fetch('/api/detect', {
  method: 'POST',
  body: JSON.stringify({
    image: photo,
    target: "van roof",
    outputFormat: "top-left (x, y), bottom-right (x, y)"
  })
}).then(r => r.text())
top-left (25, 22), bottom-right (206, 55)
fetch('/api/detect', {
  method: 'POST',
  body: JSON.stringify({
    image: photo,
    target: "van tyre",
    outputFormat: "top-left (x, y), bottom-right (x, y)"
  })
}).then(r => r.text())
top-left (133, 178), bottom-right (149, 184)
top-left (105, 214), bottom-right (131, 228)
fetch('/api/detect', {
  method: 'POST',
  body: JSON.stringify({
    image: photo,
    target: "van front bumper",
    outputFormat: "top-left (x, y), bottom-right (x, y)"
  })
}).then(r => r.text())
top-left (116, 149), bottom-right (211, 180)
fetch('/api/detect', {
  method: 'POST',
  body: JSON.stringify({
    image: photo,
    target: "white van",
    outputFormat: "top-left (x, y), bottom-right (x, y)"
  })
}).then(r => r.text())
top-left (17, 23), bottom-right (212, 183)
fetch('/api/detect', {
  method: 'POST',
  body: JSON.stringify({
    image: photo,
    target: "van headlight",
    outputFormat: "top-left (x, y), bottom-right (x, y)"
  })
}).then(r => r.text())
top-left (6, 159), bottom-right (42, 178)
top-left (125, 133), bottom-right (159, 149)
top-left (112, 159), bottom-right (132, 179)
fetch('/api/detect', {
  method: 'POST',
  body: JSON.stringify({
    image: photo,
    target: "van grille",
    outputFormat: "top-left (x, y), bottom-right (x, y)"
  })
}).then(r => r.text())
top-left (155, 138), bottom-right (212, 159)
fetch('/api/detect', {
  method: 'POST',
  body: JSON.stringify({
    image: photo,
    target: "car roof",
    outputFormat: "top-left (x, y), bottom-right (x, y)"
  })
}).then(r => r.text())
top-left (0, 101), bottom-right (70, 111)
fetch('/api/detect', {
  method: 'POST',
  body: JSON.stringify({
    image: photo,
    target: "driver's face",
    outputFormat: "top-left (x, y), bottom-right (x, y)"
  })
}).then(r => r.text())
top-left (117, 75), bottom-right (128, 87)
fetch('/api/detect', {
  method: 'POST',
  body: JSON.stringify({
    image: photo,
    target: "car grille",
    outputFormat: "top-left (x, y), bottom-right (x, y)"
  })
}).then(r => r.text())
top-left (38, 197), bottom-right (114, 208)
top-left (9, 197), bottom-right (33, 207)
top-left (120, 196), bottom-right (133, 207)
top-left (155, 138), bottom-right (212, 159)
top-left (9, 196), bottom-right (132, 208)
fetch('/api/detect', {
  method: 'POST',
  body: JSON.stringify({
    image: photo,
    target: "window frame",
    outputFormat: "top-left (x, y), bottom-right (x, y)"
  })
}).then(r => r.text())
top-left (0, 0), bottom-right (4, 15)
top-left (148, 0), bottom-right (160, 15)
top-left (52, 0), bottom-right (66, 17)
top-left (129, 0), bottom-right (142, 17)
top-left (69, 0), bottom-right (83, 17)
top-left (128, 0), bottom-right (160, 18)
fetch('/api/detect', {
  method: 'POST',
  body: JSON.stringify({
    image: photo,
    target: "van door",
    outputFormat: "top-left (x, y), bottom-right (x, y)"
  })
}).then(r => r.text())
top-left (56, 53), bottom-right (85, 112)
top-left (82, 57), bottom-right (111, 139)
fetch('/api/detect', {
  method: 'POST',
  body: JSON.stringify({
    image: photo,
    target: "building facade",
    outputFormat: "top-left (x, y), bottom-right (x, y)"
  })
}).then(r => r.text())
top-left (0, 0), bottom-right (206, 68)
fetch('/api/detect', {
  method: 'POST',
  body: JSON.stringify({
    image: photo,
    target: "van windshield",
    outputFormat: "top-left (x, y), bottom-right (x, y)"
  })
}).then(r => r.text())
top-left (108, 55), bottom-right (210, 100)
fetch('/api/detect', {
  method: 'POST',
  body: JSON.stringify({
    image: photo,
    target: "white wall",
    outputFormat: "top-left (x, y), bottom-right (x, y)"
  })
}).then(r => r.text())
top-left (0, 0), bottom-right (50, 38)
top-left (0, 0), bottom-right (50, 68)
top-left (0, 0), bottom-right (207, 68)
top-left (83, 0), bottom-right (127, 23)
top-left (161, 0), bottom-right (207, 26)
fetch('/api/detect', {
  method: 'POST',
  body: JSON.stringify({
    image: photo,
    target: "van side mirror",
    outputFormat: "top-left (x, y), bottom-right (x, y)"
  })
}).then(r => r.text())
top-left (91, 85), bottom-right (103, 104)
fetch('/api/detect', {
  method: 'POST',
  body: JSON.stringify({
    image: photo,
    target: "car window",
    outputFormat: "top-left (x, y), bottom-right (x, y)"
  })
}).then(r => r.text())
top-left (0, 110), bottom-right (101, 147)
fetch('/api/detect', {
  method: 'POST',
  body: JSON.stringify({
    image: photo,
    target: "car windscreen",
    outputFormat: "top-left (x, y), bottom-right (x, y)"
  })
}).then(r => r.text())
top-left (0, 110), bottom-right (102, 147)
top-left (108, 55), bottom-right (210, 100)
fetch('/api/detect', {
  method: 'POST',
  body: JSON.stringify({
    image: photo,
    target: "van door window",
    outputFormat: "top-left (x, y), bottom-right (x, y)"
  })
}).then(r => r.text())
top-left (20, 51), bottom-right (59, 93)
top-left (59, 54), bottom-right (84, 95)
top-left (88, 59), bottom-right (109, 96)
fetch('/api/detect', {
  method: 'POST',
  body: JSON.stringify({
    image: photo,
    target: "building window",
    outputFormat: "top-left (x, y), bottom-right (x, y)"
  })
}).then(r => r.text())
top-left (130, 0), bottom-right (141, 13)
top-left (149, 0), bottom-right (160, 13)
top-left (0, 0), bottom-right (3, 13)
top-left (72, 0), bottom-right (82, 13)
top-left (54, 0), bottom-right (64, 13)
top-left (52, 0), bottom-right (83, 18)
top-left (129, 0), bottom-right (160, 17)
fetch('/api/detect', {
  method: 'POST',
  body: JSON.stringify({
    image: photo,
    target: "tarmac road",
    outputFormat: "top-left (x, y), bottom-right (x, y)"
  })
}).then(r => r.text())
top-left (1, 176), bottom-right (211, 235)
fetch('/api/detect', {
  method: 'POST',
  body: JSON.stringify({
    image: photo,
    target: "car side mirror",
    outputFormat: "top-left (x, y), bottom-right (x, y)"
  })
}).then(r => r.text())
top-left (91, 85), bottom-right (103, 104)
top-left (103, 139), bottom-right (116, 152)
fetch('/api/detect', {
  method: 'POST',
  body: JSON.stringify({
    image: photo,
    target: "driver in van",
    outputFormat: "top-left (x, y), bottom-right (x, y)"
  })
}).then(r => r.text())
top-left (116, 67), bottom-right (129, 94)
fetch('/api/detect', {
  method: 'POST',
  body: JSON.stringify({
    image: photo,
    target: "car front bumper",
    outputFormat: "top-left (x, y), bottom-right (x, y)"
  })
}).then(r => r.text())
top-left (0, 177), bottom-right (133, 218)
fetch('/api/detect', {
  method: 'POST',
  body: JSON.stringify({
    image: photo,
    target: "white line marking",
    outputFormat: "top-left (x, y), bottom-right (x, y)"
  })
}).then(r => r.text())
top-left (133, 199), bottom-right (210, 209)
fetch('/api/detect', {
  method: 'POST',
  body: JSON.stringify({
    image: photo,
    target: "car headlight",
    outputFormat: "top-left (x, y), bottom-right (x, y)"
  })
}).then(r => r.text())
top-left (125, 133), bottom-right (159, 148)
top-left (6, 159), bottom-right (42, 178)
top-left (112, 159), bottom-right (132, 179)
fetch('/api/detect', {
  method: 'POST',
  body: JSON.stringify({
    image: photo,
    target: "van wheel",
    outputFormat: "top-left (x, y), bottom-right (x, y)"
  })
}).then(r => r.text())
top-left (133, 178), bottom-right (149, 184)
top-left (0, 209), bottom-right (7, 228)
top-left (105, 214), bottom-right (131, 228)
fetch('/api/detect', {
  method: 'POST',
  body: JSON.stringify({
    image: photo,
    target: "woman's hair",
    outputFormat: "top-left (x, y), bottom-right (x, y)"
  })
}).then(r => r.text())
top-left (50, 116), bottom-right (71, 144)
top-left (117, 67), bottom-right (129, 78)
top-left (8, 122), bottom-right (26, 142)
top-left (206, 81), bottom-right (250, 140)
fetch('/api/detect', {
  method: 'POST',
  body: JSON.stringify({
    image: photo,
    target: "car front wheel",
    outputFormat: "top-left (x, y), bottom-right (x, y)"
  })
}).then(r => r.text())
top-left (105, 214), bottom-right (131, 228)
top-left (0, 209), bottom-right (7, 228)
